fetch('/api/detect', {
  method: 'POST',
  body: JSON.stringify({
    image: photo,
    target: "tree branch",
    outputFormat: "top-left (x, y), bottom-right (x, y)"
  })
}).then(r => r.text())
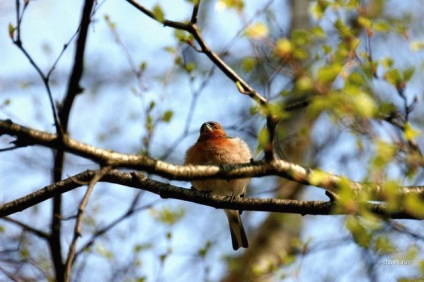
top-left (12, 0), bottom-right (61, 133)
top-left (50, 1), bottom-right (95, 280)
top-left (0, 170), bottom-right (421, 220)
top-left (64, 166), bottom-right (111, 282)
top-left (1, 119), bottom-right (423, 200)
top-left (2, 217), bottom-right (49, 239)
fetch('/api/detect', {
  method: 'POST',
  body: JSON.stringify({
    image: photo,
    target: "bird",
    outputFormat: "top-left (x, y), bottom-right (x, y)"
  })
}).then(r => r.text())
top-left (185, 121), bottom-right (251, 250)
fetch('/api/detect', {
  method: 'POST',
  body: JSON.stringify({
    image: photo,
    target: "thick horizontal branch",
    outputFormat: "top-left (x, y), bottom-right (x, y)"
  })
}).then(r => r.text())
top-left (0, 170), bottom-right (420, 220)
top-left (1, 119), bottom-right (423, 200)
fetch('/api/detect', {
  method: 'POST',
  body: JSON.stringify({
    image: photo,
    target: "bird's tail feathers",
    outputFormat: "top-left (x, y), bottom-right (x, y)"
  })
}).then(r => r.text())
top-left (225, 210), bottom-right (248, 250)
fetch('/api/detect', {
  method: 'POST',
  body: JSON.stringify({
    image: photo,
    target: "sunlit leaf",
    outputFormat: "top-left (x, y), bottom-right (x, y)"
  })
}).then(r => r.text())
top-left (275, 38), bottom-right (293, 58)
top-left (311, 26), bottom-right (326, 38)
top-left (384, 69), bottom-right (402, 87)
top-left (382, 181), bottom-right (401, 212)
top-left (404, 122), bottom-right (421, 141)
top-left (216, 0), bottom-right (244, 11)
top-left (296, 76), bottom-right (314, 91)
top-left (257, 126), bottom-right (269, 153)
top-left (153, 5), bottom-right (165, 22)
top-left (245, 22), bottom-right (268, 39)
top-left (311, 0), bottom-right (329, 19)
top-left (317, 64), bottom-right (342, 85)
top-left (358, 16), bottom-right (372, 29)
top-left (352, 92), bottom-right (377, 118)
top-left (373, 21), bottom-right (390, 32)
top-left (410, 41), bottom-right (424, 51)
top-left (150, 207), bottom-right (185, 226)
top-left (405, 194), bottom-right (424, 218)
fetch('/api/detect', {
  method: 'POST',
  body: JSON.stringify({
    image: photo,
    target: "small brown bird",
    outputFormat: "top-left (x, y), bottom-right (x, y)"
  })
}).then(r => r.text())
top-left (185, 121), bottom-right (251, 250)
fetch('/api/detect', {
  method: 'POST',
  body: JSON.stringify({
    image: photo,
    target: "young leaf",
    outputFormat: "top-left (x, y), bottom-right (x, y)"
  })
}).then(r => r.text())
top-left (245, 22), bottom-right (268, 40)
top-left (153, 5), bottom-right (165, 22)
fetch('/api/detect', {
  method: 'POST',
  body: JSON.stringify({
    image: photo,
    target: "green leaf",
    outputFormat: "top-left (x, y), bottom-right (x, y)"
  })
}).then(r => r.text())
top-left (373, 21), bottom-right (390, 32)
top-left (382, 181), bottom-right (401, 212)
top-left (334, 19), bottom-right (351, 38)
top-left (381, 57), bottom-right (394, 69)
top-left (352, 92), bottom-right (377, 117)
top-left (405, 194), bottom-right (424, 218)
top-left (140, 61), bottom-right (147, 71)
top-left (311, 0), bottom-right (329, 19)
top-left (162, 110), bottom-right (173, 122)
top-left (235, 81), bottom-right (244, 92)
top-left (8, 23), bottom-right (14, 39)
top-left (274, 38), bottom-right (293, 58)
top-left (404, 122), bottom-right (420, 141)
top-left (346, 217), bottom-right (372, 248)
top-left (317, 64), bottom-right (342, 85)
top-left (257, 126), bottom-right (269, 153)
top-left (241, 57), bottom-right (256, 73)
top-left (150, 207), bottom-right (185, 226)
top-left (384, 69), bottom-right (402, 87)
top-left (245, 22), bottom-right (268, 39)
top-left (296, 76), bottom-right (314, 92)
top-left (311, 26), bottom-right (326, 38)
top-left (148, 100), bottom-right (155, 110)
top-left (403, 67), bottom-right (415, 82)
top-left (410, 41), bottom-right (424, 51)
top-left (217, 0), bottom-right (244, 11)
top-left (153, 5), bottom-right (165, 22)
top-left (357, 16), bottom-right (372, 29)
top-left (291, 29), bottom-right (309, 46)
top-left (374, 235), bottom-right (396, 255)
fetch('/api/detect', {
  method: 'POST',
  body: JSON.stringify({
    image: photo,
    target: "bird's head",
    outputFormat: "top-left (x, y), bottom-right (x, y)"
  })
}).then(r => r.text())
top-left (198, 121), bottom-right (226, 141)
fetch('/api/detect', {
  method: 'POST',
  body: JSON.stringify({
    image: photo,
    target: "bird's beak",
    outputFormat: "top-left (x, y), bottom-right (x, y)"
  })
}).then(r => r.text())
top-left (203, 122), bottom-right (213, 132)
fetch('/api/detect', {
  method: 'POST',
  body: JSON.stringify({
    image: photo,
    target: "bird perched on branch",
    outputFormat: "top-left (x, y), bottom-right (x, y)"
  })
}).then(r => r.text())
top-left (185, 121), bottom-right (251, 250)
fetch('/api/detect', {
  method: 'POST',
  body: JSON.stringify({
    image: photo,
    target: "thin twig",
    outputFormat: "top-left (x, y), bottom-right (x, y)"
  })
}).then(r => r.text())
top-left (2, 216), bottom-right (49, 239)
top-left (12, 0), bottom-right (61, 133)
top-left (63, 166), bottom-right (112, 282)
top-left (74, 194), bottom-right (158, 259)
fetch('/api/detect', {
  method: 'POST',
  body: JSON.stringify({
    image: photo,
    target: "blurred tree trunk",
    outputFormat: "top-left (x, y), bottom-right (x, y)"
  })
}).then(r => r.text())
top-left (221, 1), bottom-right (314, 281)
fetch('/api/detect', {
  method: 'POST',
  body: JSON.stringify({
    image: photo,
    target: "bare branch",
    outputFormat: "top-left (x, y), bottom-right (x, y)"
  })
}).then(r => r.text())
top-left (1, 119), bottom-right (423, 199)
top-left (12, 0), bottom-right (61, 133)
top-left (74, 192), bottom-right (152, 258)
top-left (0, 170), bottom-right (421, 220)
top-left (64, 166), bottom-right (112, 282)
top-left (2, 217), bottom-right (49, 239)
top-left (50, 1), bottom-right (95, 279)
